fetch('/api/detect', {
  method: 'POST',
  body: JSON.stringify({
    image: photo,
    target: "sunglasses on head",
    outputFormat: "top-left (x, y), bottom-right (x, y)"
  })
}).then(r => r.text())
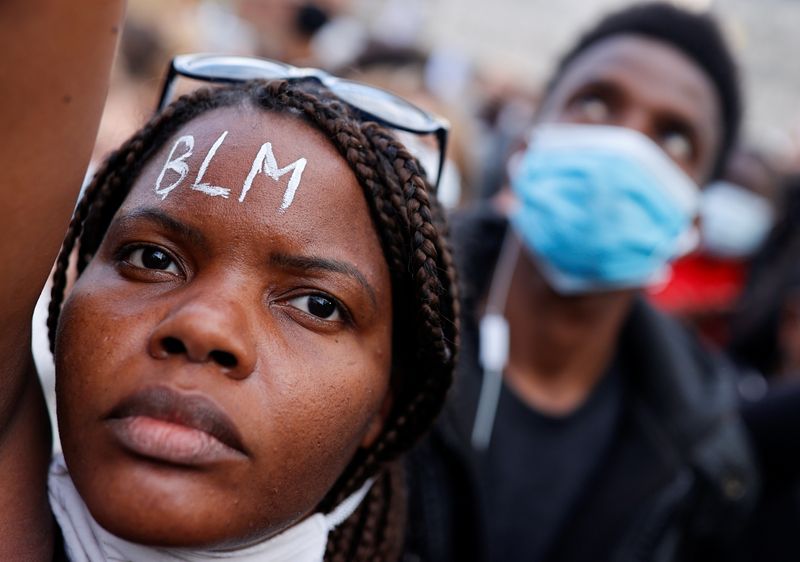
top-left (157, 53), bottom-right (450, 190)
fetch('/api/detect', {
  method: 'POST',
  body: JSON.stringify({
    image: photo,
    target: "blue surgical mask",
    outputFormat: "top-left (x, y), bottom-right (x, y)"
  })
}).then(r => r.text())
top-left (700, 180), bottom-right (774, 259)
top-left (510, 124), bottom-right (700, 294)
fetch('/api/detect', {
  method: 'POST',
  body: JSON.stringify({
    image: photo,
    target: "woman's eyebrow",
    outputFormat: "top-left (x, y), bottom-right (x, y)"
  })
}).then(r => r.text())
top-left (114, 208), bottom-right (208, 248)
top-left (269, 253), bottom-right (378, 307)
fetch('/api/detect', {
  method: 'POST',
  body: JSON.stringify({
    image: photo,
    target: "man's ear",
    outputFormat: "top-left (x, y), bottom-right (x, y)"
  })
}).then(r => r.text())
top-left (360, 391), bottom-right (393, 449)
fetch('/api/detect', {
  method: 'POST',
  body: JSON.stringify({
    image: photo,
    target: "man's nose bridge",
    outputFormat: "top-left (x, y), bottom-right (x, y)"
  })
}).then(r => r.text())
top-left (617, 106), bottom-right (652, 140)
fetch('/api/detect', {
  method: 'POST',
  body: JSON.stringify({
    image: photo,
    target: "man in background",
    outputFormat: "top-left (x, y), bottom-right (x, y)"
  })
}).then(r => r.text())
top-left (406, 4), bottom-right (757, 561)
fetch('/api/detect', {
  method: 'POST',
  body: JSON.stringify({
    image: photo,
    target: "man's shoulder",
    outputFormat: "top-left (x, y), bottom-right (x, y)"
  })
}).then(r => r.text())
top-left (620, 299), bottom-right (759, 518)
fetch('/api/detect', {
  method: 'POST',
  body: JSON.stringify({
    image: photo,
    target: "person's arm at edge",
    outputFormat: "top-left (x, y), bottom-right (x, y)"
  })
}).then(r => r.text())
top-left (0, 1), bottom-right (125, 560)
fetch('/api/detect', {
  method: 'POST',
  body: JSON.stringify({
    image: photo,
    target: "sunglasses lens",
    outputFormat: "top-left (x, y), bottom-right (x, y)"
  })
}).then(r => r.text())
top-left (331, 80), bottom-right (437, 131)
top-left (177, 55), bottom-right (291, 81)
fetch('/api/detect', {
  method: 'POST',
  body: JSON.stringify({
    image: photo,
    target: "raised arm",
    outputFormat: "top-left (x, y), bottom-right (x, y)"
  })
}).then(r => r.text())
top-left (1, 0), bottom-right (124, 332)
top-left (0, 1), bottom-right (124, 559)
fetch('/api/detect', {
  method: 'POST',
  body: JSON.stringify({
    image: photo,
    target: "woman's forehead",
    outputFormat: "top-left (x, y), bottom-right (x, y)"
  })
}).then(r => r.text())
top-left (120, 105), bottom-right (382, 262)
top-left (124, 106), bottom-right (363, 216)
top-left (137, 106), bottom-right (354, 208)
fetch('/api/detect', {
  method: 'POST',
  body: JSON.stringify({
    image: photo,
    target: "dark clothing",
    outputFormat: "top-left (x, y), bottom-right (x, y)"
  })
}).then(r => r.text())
top-left (729, 381), bottom-right (800, 562)
top-left (486, 366), bottom-right (623, 562)
top-left (404, 205), bottom-right (758, 562)
top-left (741, 381), bottom-right (800, 482)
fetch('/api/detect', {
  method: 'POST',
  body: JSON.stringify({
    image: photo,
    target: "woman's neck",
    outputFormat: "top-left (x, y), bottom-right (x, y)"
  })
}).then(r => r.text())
top-left (500, 242), bottom-right (635, 416)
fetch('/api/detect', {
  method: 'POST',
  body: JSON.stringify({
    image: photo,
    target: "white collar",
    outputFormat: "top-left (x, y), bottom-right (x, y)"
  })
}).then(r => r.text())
top-left (48, 454), bottom-right (372, 562)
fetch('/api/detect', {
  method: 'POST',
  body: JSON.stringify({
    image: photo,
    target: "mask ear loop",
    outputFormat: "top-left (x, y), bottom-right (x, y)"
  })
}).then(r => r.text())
top-left (471, 230), bottom-right (519, 450)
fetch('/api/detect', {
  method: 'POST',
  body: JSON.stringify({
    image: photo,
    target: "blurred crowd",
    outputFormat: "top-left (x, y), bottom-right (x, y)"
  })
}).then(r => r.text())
top-left (42, 0), bottom-right (800, 560)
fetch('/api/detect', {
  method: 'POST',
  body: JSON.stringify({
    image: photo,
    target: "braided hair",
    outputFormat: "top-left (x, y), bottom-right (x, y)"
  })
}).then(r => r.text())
top-left (46, 79), bottom-right (459, 561)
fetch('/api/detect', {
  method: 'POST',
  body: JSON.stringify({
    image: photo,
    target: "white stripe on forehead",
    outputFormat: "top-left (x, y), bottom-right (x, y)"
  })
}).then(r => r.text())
top-left (154, 135), bottom-right (194, 200)
top-left (191, 131), bottom-right (232, 198)
top-left (240, 142), bottom-right (307, 212)
top-left (153, 131), bottom-right (308, 211)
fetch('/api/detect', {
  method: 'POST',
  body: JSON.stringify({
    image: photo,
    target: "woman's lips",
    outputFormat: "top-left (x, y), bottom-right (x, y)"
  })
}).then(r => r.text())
top-left (106, 386), bottom-right (247, 465)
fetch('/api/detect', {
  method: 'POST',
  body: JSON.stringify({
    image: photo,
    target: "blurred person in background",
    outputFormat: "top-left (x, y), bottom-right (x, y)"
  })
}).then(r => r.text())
top-left (339, 43), bottom-right (477, 208)
top-left (405, 3), bottom-right (758, 562)
top-left (91, 0), bottom-right (347, 163)
top-left (92, 19), bottom-right (170, 163)
top-left (236, 0), bottom-right (360, 68)
top-left (471, 82), bottom-right (540, 202)
top-left (649, 146), bottom-right (780, 347)
top-left (724, 175), bottom-right (800, 562)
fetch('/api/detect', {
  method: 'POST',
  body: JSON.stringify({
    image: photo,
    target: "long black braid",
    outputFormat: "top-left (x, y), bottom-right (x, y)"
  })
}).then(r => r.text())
top-left (47, 79), bottom-right (459, 561)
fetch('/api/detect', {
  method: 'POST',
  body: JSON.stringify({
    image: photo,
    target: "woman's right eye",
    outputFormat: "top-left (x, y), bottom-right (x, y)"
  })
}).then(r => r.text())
top-left (123, 246), bottom-right (181, 275)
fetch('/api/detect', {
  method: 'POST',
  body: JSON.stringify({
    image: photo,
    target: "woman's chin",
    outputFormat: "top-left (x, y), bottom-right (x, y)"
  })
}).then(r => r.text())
top-left (65, 441), bottom-right (329, 550)
top-left (80, 481), bottom-right (304, 550)
top-left (89, 508), bottom-right (280, 549)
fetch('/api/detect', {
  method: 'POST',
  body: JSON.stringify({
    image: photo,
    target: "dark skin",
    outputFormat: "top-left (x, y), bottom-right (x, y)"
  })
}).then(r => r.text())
top-left (0, 1), bottom-right (124, 560)
top-left (498, 36), bottom-right (722, 415)
top-left (0, 6), bottom-right (397, 555)
top-left (56, 106), bottom-right (394, 547)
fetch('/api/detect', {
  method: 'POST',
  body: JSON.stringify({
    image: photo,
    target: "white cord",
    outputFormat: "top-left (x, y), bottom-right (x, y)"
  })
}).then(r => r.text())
top-left (471, 232), bottom-right (519, 450)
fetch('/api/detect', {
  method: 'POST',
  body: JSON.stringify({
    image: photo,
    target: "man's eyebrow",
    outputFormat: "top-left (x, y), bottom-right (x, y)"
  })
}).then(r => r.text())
top-left (113, 208), bottom-right (207, 248)
top-left (269, 253), bottom-right (378, 307)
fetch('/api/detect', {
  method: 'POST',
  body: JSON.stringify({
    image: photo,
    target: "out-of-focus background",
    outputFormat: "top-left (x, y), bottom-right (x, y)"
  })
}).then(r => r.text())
top-left (96, 0), bottom-right (800, 176)
top-left (33, 0), bottom-right (800, 447)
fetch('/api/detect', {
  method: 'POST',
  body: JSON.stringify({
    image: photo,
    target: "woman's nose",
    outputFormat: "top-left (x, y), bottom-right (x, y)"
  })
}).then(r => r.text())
top-left (147, 297), bottom-right (257, 380)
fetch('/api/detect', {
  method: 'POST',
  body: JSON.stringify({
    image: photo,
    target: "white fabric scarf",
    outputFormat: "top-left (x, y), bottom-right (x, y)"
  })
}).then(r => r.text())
top-left (48, 455), bottom-right (373, 562)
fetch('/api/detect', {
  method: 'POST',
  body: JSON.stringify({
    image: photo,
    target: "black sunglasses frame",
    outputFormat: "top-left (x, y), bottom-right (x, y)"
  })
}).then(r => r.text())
top-left (156, 54), bottom-right (450, 190)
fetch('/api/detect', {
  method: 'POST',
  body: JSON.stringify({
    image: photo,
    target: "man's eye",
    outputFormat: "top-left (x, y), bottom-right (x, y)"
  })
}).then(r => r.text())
top-left (575, 94), bottom-right (611, 122)
top-left (288, 294), bottom-right (342, 321)
top-left (660, 130), bottom-right (694, 163)
top-left (126, 246), bottom-right (181, 274)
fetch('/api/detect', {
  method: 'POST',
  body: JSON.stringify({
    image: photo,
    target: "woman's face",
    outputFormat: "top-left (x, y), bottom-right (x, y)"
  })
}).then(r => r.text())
top-left (55, 105), bottom-right (394, 547)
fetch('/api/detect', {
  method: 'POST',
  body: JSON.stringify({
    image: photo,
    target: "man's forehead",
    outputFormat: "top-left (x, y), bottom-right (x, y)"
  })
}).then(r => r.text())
top-left (553, 35), bottom-right (718, 107)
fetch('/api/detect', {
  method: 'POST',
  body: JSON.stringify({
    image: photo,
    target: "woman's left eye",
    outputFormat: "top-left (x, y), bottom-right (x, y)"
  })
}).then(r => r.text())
top-left (288, 294), bottom-right (343, 321)
top-left (125, 246), bottom-right (181, 275)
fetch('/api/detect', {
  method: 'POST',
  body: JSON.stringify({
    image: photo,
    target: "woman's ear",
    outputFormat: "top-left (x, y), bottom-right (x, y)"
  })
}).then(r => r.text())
top-left (360, 391), bottom-right (393, 449)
